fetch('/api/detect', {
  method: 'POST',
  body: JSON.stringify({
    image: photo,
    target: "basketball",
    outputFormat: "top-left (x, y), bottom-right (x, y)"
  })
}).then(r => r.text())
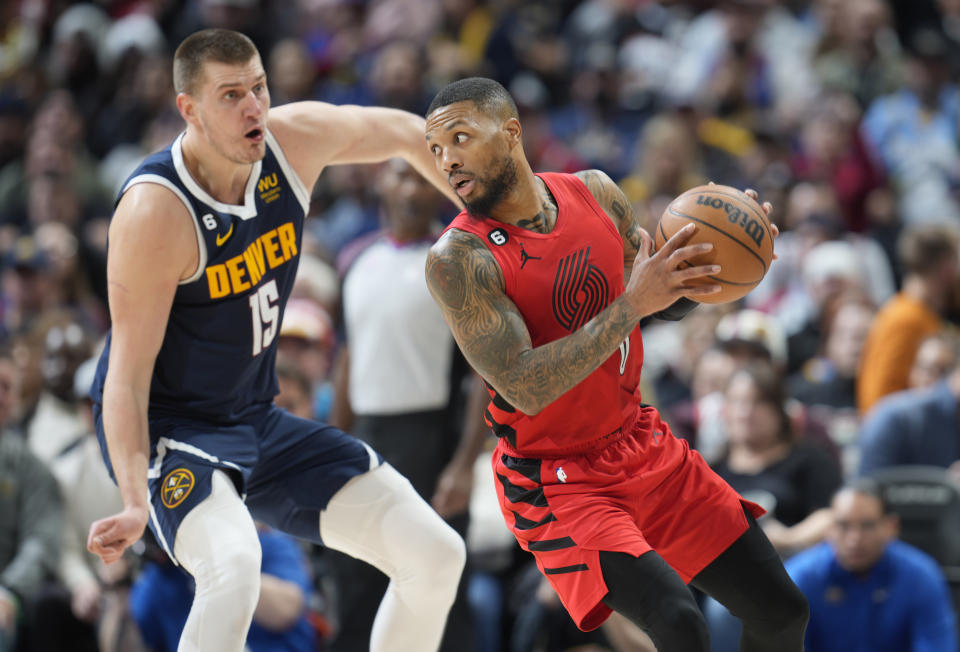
top-left (654, 184), bottom-right (774, 304)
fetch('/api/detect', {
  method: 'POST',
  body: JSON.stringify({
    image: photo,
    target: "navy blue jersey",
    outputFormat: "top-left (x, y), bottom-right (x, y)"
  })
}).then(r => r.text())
top-left (91, 131), bottom-right (310, 422)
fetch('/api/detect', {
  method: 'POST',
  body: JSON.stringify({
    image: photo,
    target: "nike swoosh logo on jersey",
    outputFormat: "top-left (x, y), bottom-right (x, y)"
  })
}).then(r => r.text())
top-left (216, 223), bottom-right (234, 247)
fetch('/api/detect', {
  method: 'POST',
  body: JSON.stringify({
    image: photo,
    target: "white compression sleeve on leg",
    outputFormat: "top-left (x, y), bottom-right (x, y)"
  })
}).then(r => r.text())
top-left (320, 463), bottom-right (466, 652)
top-left (173, 470), bottom-right (262, 652)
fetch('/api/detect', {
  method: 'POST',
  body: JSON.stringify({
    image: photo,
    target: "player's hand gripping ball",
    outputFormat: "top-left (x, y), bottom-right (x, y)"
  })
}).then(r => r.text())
top-left (655, 184), bottom-right (774, 304)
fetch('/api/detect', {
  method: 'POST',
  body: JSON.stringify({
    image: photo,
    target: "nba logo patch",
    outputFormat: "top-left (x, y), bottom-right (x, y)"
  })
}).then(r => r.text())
top-left (161, 468), bottom-right (195, 508)
top-left (556, 467), bottom-right (567, 483)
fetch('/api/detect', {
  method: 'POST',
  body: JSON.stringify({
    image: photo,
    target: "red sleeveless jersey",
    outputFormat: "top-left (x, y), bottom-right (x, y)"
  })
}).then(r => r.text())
top-left (444, 172), bottom-right (643, 456)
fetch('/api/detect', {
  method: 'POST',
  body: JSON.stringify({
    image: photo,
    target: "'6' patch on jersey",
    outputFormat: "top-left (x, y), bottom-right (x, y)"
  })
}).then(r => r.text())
top-left (488, 228), bottom-right (509, 246)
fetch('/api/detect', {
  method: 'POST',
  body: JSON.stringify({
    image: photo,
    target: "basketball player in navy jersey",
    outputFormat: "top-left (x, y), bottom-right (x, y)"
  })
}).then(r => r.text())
top-left (85, 29), bottom-right (465, 652)
top-left (424, 78), bottom-right (808, 651)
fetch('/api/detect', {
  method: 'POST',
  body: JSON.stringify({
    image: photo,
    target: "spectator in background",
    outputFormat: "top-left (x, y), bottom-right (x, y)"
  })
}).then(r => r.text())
top-left (0, 345), bottom-right (64, 652)
top-left (908, 330), bottom-right (960, 390)
top-left (693, 308), bottom-right (791, 463)
top-left (788, 291), bottom-right (875, 474)
top-left (266, 38), bottom-right (319, 105)
top-left (704, 361), bottom-right (841, 651)
top-left (328, 158), bottom-right (484, 652)
top-left (670, 0), bottom-right (819, 131)
top-left (712, 362), bottom-right (842, 558)
top-left (786, 479), bottom-right (958, 652)
top-left (861, 27), bottom-right (960, 226)
top-left (790, 91), bottom-right (886, 234)
top-left (276, 298), bottom-right (336, 422)
top-left (811, 0), bottom-right (904, 109)
top-left (747, 182), bottom-right (894, 369)
top-left (857, 223), bottom-right (959, 414)
top-left (24, 312), bottom-right (92, 464)
top-left (858, 350), bottom-right (960, 478)
top-left (619, 111), bottom-right (709, 234)
top-left (24, 355), bottom-right (125, 652)
top-left (274, 360), bottom-right (316, 421)
top-left (0, 235), bottom-right (64, 338)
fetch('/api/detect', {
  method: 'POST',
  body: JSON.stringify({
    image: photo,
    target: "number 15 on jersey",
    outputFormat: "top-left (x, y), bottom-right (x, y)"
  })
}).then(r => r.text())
top-left (249, 279), bottom-right (279, 356)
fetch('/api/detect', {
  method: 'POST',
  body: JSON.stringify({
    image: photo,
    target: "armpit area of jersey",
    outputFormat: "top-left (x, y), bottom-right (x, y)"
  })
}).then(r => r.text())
top-left (651, 297), bottom-right (700, 321)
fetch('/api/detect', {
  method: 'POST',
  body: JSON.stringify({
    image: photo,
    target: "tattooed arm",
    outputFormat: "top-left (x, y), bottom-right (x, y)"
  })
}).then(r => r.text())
top-left (574, 169), bottom-right (642, 282)
top-left (425, 227), bottom-right (718, 415)
top-left (575, 168), bottom-right (700, 321)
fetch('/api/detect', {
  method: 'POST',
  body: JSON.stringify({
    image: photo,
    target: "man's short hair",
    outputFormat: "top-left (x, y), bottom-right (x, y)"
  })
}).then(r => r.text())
top-left (427, 77), bottom-right (518, 120)
top-left (836, 477), bottom-right (893, 515)
top-left (897, 223), bottom-right (960, 275)
top-left (173, 28), bottom-right (259, 95)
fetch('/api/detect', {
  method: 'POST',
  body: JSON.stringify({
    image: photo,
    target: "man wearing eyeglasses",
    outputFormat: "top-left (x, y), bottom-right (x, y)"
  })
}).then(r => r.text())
top-left (785, 479), bottom-right (957, 652)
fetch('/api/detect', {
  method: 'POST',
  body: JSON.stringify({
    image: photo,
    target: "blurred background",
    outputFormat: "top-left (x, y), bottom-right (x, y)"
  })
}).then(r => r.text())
top-left (2, 1), bottom-right (960, 651)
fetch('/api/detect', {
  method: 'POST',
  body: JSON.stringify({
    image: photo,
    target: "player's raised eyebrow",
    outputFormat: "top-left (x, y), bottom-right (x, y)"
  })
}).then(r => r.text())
top-left (426, 119), bottom-right (468, 142)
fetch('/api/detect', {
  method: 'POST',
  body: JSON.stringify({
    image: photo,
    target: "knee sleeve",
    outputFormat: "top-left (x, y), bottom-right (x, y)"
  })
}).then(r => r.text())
top-left (691, 509), bottom-right (809, 652)
top-left (601, 550), bottom-right (709, 652)
top-left (174, 470), bottom-right (262, 652)
top-left (320, 463), bottom-right (466, 652)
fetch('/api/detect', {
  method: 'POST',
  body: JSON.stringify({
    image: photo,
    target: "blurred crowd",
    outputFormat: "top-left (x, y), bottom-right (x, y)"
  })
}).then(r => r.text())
top-left (2, 0), bottom-right (960, 651)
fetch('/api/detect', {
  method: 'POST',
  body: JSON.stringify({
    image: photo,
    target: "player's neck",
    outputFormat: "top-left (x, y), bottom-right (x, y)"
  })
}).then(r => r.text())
top-left (181, 131), bottom-right (254, 205)
top-left (488, 164), bottom-right (554, 233)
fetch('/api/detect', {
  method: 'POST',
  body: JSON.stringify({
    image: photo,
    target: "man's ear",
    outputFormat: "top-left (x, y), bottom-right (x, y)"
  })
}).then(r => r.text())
top-left (885, 513), bottom-right (900, 540)
top-left (176, 93), bottom-right (196, 125)
top-left (503, 117), bottom-right (522, 148)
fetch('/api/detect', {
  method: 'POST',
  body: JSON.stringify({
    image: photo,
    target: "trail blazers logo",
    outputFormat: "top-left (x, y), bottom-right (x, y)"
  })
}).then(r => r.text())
top-left (161, 468), bottom-right (195, 508)
top-left (552, 247), bottom-right (609, 331)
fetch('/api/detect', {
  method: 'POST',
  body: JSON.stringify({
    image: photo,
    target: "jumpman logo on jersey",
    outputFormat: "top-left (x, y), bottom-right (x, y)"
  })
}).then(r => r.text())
top-left (519, 243), bottom-right (542, 269)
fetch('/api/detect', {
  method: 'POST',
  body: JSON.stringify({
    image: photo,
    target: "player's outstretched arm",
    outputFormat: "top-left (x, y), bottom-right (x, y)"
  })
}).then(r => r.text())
top-left (268, 102), bottom-right (460, 206)
top-left (87, 185), bottom-right (197, 565)
top-left (426, 227), bottom-right (717, 415)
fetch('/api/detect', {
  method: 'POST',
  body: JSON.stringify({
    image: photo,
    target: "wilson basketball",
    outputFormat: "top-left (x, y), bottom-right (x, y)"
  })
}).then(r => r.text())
top-left (654, 184), bottom-right (774, 304)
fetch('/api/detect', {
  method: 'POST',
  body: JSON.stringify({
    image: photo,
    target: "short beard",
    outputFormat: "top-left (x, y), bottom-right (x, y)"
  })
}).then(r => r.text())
top-left (464, 156), bottom-right (518, 218)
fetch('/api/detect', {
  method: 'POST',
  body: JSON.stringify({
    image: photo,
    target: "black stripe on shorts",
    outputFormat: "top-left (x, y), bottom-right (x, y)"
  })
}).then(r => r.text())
top-left (501, 453), bottom-right (542, 484)
top-left (528, 536), bottom-right (576, 552)
top-left (544, 563), bottom-right (589, 575)
top-left (497, 472), bottom-right (547, 506)
top-left (513, 510), bottom-right (557, 530)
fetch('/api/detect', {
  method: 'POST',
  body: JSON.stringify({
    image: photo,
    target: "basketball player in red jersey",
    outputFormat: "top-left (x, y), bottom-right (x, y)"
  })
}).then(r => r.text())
top-left (424, 77), bottom-right (808, 651)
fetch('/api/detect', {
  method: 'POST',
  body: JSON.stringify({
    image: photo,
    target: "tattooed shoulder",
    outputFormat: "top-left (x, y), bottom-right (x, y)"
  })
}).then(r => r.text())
top-left (575, 169), bottom-right (630, 229)
top-left (426, 229), bottom-right (503, 312)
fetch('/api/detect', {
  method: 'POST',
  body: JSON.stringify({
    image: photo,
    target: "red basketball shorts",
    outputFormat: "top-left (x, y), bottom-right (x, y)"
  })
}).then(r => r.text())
top-left (492, 405), bottom-right (765, 631)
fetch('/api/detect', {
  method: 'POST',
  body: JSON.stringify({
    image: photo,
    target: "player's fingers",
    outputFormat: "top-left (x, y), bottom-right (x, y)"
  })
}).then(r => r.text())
top-left (708, 180), bottom-right (716, 186)
top-left (657, 222), bottom-right (698, 256)
top-left (638, 226), bottom-right (654, 257)
top-left (87, 520), bottom-right (110, 552)
top-left (770, 222), bottom-right (780, 238)
top-left (744, 188), bottom-right (758, 200)
top-left (762, 201), bottom-right (773, 215)
top-left (676, 263), bottom-right (721, 282)
top-left (680, 283), bottom-right (722, 297)
top-left (667, 241), bottom-right (713, 266)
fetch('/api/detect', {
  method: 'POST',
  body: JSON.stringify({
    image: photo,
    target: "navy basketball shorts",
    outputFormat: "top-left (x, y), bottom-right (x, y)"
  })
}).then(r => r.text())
top-left (94, 403), bottom-right (381, 563)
